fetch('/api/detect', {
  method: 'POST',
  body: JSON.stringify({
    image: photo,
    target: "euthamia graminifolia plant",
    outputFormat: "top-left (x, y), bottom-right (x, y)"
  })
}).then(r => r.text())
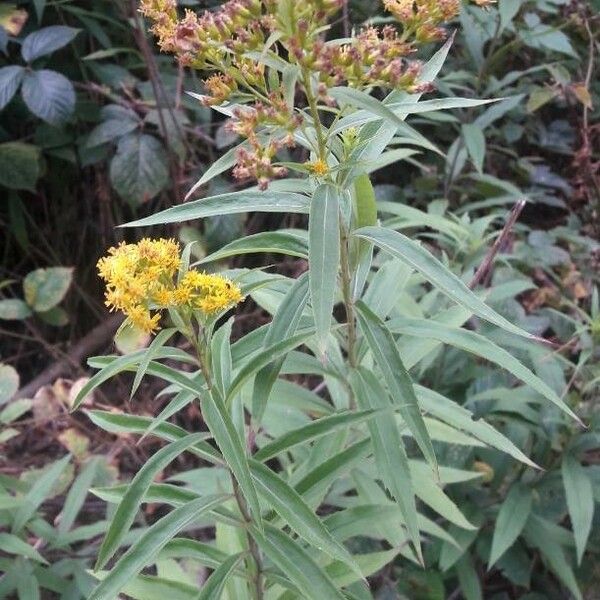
top-left (74, 1), bottom-right (584, 598)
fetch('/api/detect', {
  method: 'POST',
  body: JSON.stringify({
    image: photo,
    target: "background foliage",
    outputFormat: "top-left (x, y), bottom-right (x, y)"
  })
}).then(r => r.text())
top-left (1, 0), bottom-right (599, 598)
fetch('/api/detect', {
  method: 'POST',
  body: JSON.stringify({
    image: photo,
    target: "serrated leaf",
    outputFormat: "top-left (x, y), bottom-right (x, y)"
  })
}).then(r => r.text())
top-left (489, 484), bottom-right (532, 566)
top-left (562, 454), bottom-right (594, 564)
top-left (21, 70), bottom-right (76, 125)
top-left (23, 267), bottom-right (72, 312)
top-left (96, 433), bottom-right (207, 571)
top-left (88, 495), bottom-right (227, 600)
top-left (125, 190), bottom-right (310, 228)
top-left (21, 26), bottom-right (79, 62)
top-left (0, 65), bottom-right (24, 110)
top-left (0, 142), bottom-right (41, 191)
top-left (110, 133), bottom-right (169, 205)
top-left (355, 301), bottom-right (436, 472)
top-left (309, 183), bottom-right (340, 355)
top-left (12, 454), bottom-right (71, 533)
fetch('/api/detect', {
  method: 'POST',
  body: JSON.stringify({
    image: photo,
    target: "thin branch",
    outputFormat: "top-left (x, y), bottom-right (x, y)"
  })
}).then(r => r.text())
top-left (469, 199), bottom-right (526, 290)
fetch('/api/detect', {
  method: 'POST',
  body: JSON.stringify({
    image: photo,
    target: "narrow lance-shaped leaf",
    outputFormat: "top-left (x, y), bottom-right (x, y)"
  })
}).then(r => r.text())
top-left (88, 495), bottom-right (228, 600)
top-left (202, 388), bottom-right (262, 527)
top-left (193, 553), bottom-right (244, 600)
top-left (355, 301), bottom-right (437, 472)
top-left (249, 460), bottom-right (362, 578)
top-left (309, 183), bottom-right (340, 355)
top-left (562, 454), bottom-right (594, 564)
top-left (252, 272), bottom-right (310, 425)
top-left (351, 368), bottom-right (423, 564)
top-left (95, 433), bottom-right (208, 571)
top-left (353, 226), bottom-right (535, 340)
top-left (488, 484), bottom-right (532, 567)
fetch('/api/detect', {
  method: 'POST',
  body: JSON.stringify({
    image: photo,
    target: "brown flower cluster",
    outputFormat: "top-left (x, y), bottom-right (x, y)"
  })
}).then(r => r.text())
top-left (140, 0), bottom-right (483, 188)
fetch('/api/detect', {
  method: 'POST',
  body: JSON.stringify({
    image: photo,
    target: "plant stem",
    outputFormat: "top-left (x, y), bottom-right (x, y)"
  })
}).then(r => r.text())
top-left (193, 333), bottom-right (264, 599)
top-left (301, 67), bottom-right (327, 161)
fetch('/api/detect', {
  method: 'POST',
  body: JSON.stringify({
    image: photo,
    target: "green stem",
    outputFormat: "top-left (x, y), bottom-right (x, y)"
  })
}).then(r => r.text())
top-left (301, 67), bottom-right (327, 161)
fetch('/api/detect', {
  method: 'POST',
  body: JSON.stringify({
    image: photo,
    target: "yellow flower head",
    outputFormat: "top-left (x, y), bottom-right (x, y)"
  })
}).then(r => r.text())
top-left (97, 238), bottom-right (243, 333)
top-left (307, 159), bottom-right (330, 177)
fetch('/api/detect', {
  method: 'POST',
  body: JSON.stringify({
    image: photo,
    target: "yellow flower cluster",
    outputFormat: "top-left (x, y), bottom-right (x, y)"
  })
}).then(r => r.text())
top-left (97, 239), bottom-right (244, 333)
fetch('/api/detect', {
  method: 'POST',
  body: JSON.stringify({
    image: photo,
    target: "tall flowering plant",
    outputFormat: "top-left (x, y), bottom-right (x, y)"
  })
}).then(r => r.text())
top-left (76, 2), bottom-right (582, 599)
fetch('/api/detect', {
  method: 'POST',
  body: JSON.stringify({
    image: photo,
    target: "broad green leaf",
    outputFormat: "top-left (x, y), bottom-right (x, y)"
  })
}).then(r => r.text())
top-left (86, 410), bottom-right (222, 464)
top-left (21, 26), bottom-right (79, 62)
top-left (124, 190), bottom-right (310, 228)
top-left (255, 409), bottom-right (376, 462)
top-left (87, 118), bottom-right (139, 148)
top-left (96, 433), bottom-right (207, 570)
top-left (562, 454), bottom-right (594, 564)
top-left (0, 533), bottom-right (47, 564)
top-left (355, 301), bottom-right (436, 471)
top-left (351, 368), bottom-right (422, 563)
top-left (88, 495), bottom-right (227, 600)
top-left (0, 66), bottom-right (24, 110)
top-left (462, 123), bottom-right (486, 173)
top-left (309, 183), bottom-right (340, 354)
top-left (0, 364), bottom-right (19, 405)
top-left (110, 133), bottom-right (168, 205)
top-left (0, 142), bottom-right (41, 191)
top-left (12, 454), bottom-right (71, 533)
top-left (23, 267), bottom-right (73, 312)
top-left (390, 317), bottom-right (580, 422)
top-left (489, 484), bottom-right (532, 566)
top-left (194, 553), bottom-right (244, 600)
top-left (251, 524), bottom-right (346, 600)
top-left (202, 388), bottom-right (262, 526)
top-left (197, 231), bottom-right (308, 264)
top-left (252, 272), bottom-right (310, 424)
top-left (354, 226), bottom-right (534, 339)
top-left (21, 69), bottom-right (75, 125)
top-left (249, 461), bottom-right (361, 576)
top-left (0, 299), bottom-right (32, 320)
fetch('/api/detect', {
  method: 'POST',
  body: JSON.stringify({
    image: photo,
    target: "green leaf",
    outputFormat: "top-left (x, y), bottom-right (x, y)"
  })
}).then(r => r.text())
top-left (21, 70), bottom-right (75, 125)
top-left (252, 524), bottom-right (346, 600)
top-left (252, 272), bottom-right (310, 424)
top-left (562, 454), bottom-right (594, 564)
top-left (309, 183), bottom-right (340, 354)
top-left (355, 301), bottom-right (436, 471)
top-left (0, 142), bottom-right (41, 191)
top-left (96, 433), bottom-right (207, 571)
top-left (350, 368), bottom-right (422, 563)
top-left (0, 66), bottom-right (24, 110)
top-left (88, 495), bottom-right (227, 600)
top-left (194, 553), bottom-right (244, 600)
top-left (0, 364), bottom-right (19, 405)
top-left (23, 267), bottom-right (73, 312)
top-left (197, 231), bottom-right (308, 264)
top-left (21, 26), bottom-right (79, 62)
top-left (110, 133), bottom-right (169, 205)
top-left (202, 389), bottom-right (262, 526)
top-left (87, 118), bottom-right (139, 148)
top-left (250, 461), bottom-right (361, 576)
top-left (390, 317), bottom-right (580, 422)
top-left (489, 484), bottom-right (532, 566)
top-left (456, 554), bottom-right (482, 600)
top-left (462, 124), bottom-right (485, 173)
top-left (354, 227), bottom-right (533, 339)
top-left (57, 457), bottom-right (102, 538)
top-left (12, 454), bottom-right (71, 533)
top-left (92, 573), bottom-right (197, 600)
top-left (132, 328), bottom-right (177, 398)
top-left (0, 533), bottom-right (47, 564)
top-left (86, 410), bottom-right (222, 464)
top-left (255, 409), bottom-right (377, 462)
top-left (124, 190), bottom-right (310, 228)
